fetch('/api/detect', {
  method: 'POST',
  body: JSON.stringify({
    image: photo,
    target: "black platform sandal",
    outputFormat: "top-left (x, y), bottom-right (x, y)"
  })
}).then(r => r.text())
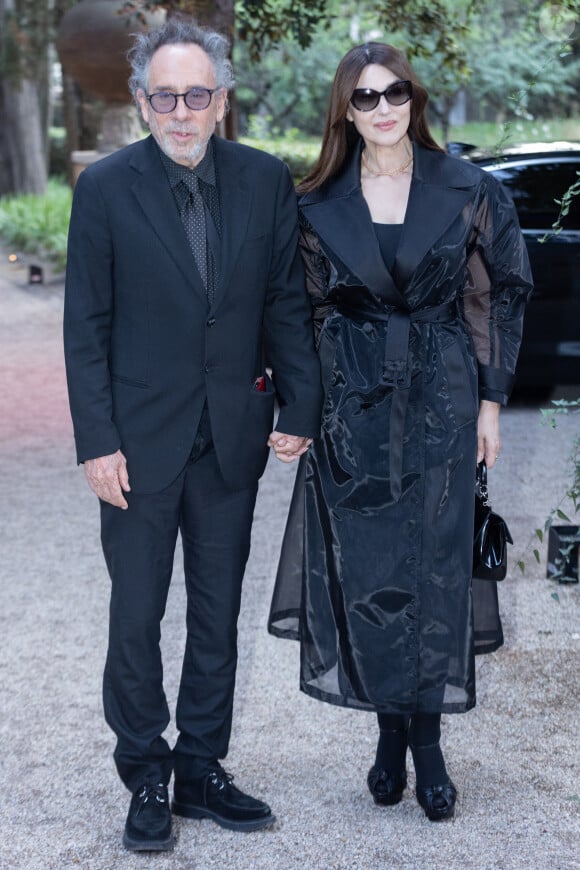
top-left (415, 780), bottom-right (457, 821)
top-left (367, 766), bottom-right (407, 806)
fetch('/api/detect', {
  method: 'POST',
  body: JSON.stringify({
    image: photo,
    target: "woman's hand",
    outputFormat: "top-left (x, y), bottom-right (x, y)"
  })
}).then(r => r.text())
top-left (477, 400), bottom-right (501, 469)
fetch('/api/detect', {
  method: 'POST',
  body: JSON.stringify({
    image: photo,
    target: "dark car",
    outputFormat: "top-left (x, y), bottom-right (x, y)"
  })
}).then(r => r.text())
top-left (449, 141), bottom-right (580, 392)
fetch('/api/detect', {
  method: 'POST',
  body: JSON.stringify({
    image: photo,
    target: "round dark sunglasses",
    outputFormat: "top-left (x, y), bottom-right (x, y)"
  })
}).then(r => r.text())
top-left (147, 87), bottom-right (219, 114)
top-left (350, 80), bottom-right (413, 112)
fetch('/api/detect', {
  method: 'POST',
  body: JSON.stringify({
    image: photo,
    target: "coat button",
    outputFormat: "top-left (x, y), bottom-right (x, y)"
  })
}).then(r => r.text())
top-left (206, 317), bottom-right (216, 327)
top-left (204, 364), bottom-right (210, 373)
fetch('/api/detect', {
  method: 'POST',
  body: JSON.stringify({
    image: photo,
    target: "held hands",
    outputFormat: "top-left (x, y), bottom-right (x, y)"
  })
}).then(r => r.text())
top-left (268, 431), bottom-right (312, 463)
top-left (84, 449), bottom-right (131, 509)
top-left (477, 400), bottom-right (501, 470)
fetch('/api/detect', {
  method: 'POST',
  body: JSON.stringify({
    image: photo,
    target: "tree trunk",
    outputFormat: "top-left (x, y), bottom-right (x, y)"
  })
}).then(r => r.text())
top-left (0, 79), bottom-right (48, 195)
top-left (439, 94), bottom-right (457, 148)
top-left (0, 0), bottom-right (50, 195)
top-left (169, 0), bottom-right (238, 139)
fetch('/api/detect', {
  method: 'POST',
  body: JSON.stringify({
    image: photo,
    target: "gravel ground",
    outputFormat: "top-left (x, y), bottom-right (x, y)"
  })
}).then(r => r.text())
top-left (0, 249), bottom-right (578, 870)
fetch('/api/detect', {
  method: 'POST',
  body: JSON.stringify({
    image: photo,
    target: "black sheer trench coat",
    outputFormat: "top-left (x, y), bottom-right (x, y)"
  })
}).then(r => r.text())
top-left (269, 142), bottom-right (533, 714)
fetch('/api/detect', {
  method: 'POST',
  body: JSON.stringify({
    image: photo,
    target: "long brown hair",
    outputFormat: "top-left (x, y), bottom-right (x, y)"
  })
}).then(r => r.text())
top-left (298, 43), bottom-right (442, 195)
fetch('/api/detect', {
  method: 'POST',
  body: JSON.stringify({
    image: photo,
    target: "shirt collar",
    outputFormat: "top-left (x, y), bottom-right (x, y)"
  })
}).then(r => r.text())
top-left (158, 138), bottom-right (217, 190)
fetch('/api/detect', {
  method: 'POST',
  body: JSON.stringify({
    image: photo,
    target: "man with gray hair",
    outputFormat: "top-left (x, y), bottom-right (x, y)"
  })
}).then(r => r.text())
top-left (63, 16), bottom-right (322, 851)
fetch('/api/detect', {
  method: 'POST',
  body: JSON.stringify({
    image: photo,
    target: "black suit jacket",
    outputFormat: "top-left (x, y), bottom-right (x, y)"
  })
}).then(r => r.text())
top-left (64, 135), bottom-right (322, 493)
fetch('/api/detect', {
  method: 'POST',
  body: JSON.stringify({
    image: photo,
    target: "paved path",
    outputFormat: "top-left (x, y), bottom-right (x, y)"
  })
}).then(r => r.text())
top-left (0, 249), bottom-right (578, 869)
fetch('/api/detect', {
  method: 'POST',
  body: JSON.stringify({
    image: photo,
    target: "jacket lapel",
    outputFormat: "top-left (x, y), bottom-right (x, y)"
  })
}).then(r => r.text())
top-left (301, 142), bottom-right (405, 307)
top-left (129, 136), bottom-right (206, 295)
top-left (394, 143), bottom-right (478, 291)
top-left (301, 140), bottom-right (479, 301)
top-left (211, 137), bottom-right (252, 309)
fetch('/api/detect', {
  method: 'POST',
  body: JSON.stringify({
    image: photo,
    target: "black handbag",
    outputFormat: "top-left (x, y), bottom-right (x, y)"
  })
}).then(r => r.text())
top-left (473, 460), bottom-right (513, 581)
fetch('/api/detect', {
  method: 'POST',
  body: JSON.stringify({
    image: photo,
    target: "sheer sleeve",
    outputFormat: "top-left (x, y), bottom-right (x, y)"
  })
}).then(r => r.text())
top-left (298, 214), bottom-right (334, 344)
top-left (462, 175), bottom-right (534, 404)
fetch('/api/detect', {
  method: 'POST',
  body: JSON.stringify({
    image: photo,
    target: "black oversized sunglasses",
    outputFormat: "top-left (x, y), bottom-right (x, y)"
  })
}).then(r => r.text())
top-left (147, 87), bottom-right (219, 113)
top-left (350, 80), bottom-right (413, 112)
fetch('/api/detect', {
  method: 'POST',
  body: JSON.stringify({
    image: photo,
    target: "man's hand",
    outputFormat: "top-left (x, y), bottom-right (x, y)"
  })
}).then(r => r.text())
top-left (268, 431), bottom-right (312, 464)
top-left (84, 450), bottom-right (131, 509)
top-left (477, 400), bottom-right (501, 469)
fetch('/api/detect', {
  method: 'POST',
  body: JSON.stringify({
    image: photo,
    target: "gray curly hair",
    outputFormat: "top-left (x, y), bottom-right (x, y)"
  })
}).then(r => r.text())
top-left (128, 15), bottom-right (235, 106)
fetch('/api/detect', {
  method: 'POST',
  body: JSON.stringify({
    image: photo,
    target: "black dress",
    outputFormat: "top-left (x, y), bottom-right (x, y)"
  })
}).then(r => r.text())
top-left (269, 142), bottom-right (532, 714)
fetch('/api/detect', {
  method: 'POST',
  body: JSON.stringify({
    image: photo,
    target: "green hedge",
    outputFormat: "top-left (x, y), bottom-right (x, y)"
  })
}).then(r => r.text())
top-left (0, 179), bottom-right (72, 271)
top-left (240, 136), bottom-right (321, 181)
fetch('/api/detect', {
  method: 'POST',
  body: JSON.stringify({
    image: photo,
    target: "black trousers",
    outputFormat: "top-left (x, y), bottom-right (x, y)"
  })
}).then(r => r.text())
top-left (99, 434), bottom-right (258, 793)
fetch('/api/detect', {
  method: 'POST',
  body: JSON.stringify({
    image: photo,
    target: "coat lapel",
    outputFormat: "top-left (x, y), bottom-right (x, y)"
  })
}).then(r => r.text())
top-left (394, 143), bottom-right (478, 291)
top-left (301, 142), bottom-right (405, 307)
top-left (129, 136), bottom-right (254, 310)
top-left (301, 140), bottom-right (479, 301)
top-left (129, 136), bottom-right (206, 295)
top-left (211, 137), bottom-right (252, 308)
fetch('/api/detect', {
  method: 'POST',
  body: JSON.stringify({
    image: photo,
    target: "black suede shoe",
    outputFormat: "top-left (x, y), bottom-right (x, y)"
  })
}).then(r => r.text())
top-left (172, 767), bottom-right (275, 832)
top-left (122, 782), bottom-right (174, 851)
top-left (367, 766), bottom-right (407, 806)
top-left (416, 780), bottom-right (457, 821)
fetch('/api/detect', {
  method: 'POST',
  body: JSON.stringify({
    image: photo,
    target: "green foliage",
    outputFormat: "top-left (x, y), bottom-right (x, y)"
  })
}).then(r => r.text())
top-left (234, 0), bottom-right (481, 135)
top-left (466, 1), bottom-right (580, 122)
top-left (234, 16), bottom-right (351, 136)
top-left (236, 0), bottom-right (481, 75)
top-left (0, 1), bottom-right (55, 81)
top-left (374, 0), bottom-right (482, 76)
top-left (121, 0), bottom-right (330, 52)
top-left (0, 179), bottom-right (71, 271)
top-left (240, 135), bottom-right (321, 178)
top-left (541, 171), bottom-right (580, 241)
top-left (236, 0), bottom-right (330, 61)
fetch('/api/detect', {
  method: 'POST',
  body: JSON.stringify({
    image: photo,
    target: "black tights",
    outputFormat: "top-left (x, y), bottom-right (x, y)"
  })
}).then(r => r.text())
top-left (377, 712), bottom-right (441, 745)
top-left (375, 712), bottom-right (447, 787)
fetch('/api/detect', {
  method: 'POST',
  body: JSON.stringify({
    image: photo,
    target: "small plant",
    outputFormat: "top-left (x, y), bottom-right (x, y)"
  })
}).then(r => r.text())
top-left (540, 170), bottom-right (580, 241)
top-left (517, 399), bottom-right (580, 577)
top-left (0, 178), bottom-right (72, 272)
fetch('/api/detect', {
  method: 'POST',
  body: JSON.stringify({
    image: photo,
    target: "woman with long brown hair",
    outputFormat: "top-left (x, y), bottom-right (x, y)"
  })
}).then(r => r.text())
top-left (269, 43), bottom-right (532, 821)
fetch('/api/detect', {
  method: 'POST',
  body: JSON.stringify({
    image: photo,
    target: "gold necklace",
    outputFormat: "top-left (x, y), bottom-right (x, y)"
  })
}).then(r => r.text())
top-left (362, 150), bottom-right (413, 177)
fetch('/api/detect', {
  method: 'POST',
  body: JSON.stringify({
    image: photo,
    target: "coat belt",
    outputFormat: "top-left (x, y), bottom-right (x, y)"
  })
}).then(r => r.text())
top-left (333, 298), bottom-right (459, 502)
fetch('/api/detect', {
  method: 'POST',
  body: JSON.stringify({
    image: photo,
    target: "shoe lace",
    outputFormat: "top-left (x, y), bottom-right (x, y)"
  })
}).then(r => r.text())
top-left (207, 769), bottom-right (234, 793)
top-left (136, 783), bottom-right (167, 814)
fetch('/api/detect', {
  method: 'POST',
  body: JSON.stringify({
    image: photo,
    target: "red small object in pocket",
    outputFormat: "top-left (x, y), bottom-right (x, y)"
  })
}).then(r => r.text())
top-left (253, 376), bottom-right (266, 392)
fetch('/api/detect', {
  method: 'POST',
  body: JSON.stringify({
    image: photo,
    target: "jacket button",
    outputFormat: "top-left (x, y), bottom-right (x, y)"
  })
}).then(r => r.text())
top-left (204, 364), bottom-right (210, 373)
top-left (206, 317), bottom-right (216, 327)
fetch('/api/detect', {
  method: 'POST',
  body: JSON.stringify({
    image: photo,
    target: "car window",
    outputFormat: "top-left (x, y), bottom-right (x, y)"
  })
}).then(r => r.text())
top-left (490, 161), bottom-right (580, 231)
